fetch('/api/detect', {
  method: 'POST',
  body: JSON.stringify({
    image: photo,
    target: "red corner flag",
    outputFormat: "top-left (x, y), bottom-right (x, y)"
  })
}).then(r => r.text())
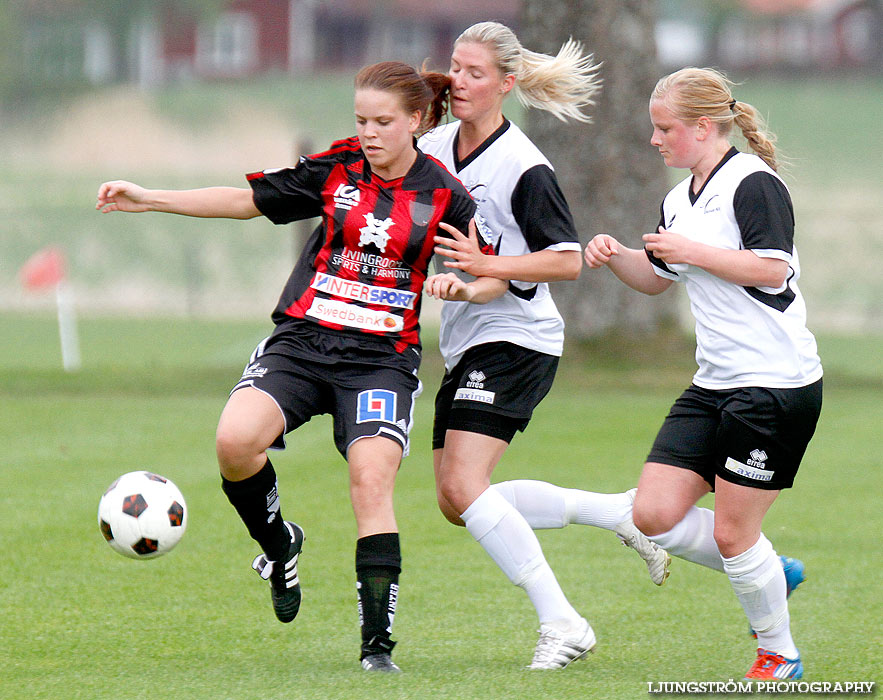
top-left (20, 246), bottom-right (66, 290)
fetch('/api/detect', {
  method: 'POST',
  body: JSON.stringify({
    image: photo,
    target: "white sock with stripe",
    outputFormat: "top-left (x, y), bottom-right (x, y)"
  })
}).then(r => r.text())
top-left (723, 534), bottom-right (798, 659)
top-left (462, 487), bottom-right (580, 627)
top-left (646, 506), bottom-right (725, 572)
top-left (493, 480), bottom-right (632, 530)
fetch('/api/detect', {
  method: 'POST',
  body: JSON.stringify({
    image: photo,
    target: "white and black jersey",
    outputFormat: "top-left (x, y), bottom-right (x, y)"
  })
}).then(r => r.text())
top-left (418, 119), bottom-right (581, 370)
top-left (648, 147), bottom-right (822, 389)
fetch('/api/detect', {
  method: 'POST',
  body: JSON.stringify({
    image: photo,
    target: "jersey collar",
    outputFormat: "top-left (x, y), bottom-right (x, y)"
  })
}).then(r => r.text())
top-left (363, 139), bottom-right (425, 189)
top-left (453, 118), bottom-right (512, 172)
top-left (689, 146), bottom-right (739, 204)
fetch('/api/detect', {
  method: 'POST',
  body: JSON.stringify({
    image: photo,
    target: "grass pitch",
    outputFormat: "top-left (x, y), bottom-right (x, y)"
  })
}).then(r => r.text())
top-left (0, 314), bottom-right (880, 699)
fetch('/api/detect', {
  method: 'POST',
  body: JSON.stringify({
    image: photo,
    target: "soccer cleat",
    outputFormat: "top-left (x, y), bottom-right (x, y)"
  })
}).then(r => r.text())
top-left (750, 555), bottom-right (805, 638)
top-left (744, 648), bottom-right (804, 681)
top-left (361, 653), bottom-right (402, 673)
top-left (527, 617), bottom-right (596, 670)
top-left (251, 521), bottom-right (304, 623)
top-left (614, 489), bottom-right (671, 585)
top-left (780, 556), bottom-right (806, 596)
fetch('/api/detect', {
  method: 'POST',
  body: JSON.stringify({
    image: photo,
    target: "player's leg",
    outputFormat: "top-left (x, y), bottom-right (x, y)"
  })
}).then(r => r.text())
top-left (716, 480), bottom-right (803, 679)
top-left (630, 386), bottom-right (727, 572)
top-left (632, 462), bottom-right (725, 571)
top-left (492, 480), bottom-right (670, 584)
top-left (216, 385), bottom-right (306, 622)
top-left (492, 479), bottom-right (629, 530)
top-left (715, 382), bottom-right (821, 681)
top-left (334, 367), bottom-right (418, 673)
top-left (217, 345), bottom-right (321, 624)
top-left (440, 429), bottom-right (595, 669)
top-left (346, 436), bottom-right (404, 673)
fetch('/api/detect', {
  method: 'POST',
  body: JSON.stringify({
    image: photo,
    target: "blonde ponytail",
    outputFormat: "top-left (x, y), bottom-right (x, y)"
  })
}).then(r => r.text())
top-left (455, 22), bottom-right (601, 123)
top-left (731, 100), bottom-right (779, 172)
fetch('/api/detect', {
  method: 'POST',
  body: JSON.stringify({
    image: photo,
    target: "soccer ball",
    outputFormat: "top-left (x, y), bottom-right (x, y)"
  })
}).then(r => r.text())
top-left (98, 471), bottom-right (188, 559)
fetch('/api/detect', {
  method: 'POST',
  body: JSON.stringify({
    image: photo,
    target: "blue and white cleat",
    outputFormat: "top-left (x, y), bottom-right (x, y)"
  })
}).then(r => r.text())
top-left (744, 648), bottom-right (804, 681)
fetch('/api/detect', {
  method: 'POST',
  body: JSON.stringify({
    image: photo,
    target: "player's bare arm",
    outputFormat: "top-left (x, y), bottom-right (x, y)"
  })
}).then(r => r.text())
top-left (435, 221), bottom-right (581, 282)
top-left (96, 181), bottom-right (260, 219)
top-left (424, 272), bottom-right (507, 304)
top-left (644, 226), bottom-right (788, 288)
top-left (585, 233), bottom-right (672, 296)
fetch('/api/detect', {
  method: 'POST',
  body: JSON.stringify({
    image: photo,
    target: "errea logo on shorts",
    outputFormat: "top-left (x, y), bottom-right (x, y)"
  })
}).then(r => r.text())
top-left (724, 456), bottom-right (774, 482)
top-left (748, 449), bottom-right (768, 468)
top-left (467, 370), bottom-right (485, 388)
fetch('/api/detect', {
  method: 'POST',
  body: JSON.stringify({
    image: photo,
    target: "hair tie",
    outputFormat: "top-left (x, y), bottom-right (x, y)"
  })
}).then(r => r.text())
top-left (729, 98), bottom-right (737, 112)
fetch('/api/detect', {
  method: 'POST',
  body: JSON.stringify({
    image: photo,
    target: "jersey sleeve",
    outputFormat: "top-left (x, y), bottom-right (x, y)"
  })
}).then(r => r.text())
top-left (646, 201), bottom-right (681, 280)
top-left (246, 156), bottom-right (328, 225)
top-left (440, 189), bottom-right (476, 232)
top-left (440, 191), bottom-right (496, 253)
top-left (510, 164), bottom-right (580, 252)
top-left (733, 171), bottom-right (794, 260)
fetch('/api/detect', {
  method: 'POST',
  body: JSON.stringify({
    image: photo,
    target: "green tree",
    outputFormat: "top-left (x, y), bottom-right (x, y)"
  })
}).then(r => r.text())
top-left (520, 0), bottom-right (679, 338)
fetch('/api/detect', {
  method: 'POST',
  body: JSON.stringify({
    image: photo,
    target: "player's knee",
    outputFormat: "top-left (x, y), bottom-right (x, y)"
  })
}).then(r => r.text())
top-left (632, 499), bottom-right (680, 537)
top-left (712, 524), bottom-right (754, 559)
top-left (435, 488), bottom-right (464, 525)
top-left (215, 424), bottom-right (260, 471)
top-left (437, 472), bottom-right (474, 517)
top-left (349, 461), bottom-right (395, 503)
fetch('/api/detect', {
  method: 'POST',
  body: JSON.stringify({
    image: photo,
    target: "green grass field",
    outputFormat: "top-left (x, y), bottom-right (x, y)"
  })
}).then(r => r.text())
top-left (1, 314), bottom-right (880, 699)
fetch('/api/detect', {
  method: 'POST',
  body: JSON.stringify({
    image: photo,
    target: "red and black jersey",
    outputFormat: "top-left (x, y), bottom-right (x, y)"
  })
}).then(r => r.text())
top-left (247, 137), bottom-right (480, 356)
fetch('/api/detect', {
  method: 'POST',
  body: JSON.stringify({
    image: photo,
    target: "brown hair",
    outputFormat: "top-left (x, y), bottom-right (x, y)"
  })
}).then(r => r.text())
top-left (653, 67), bottom-right (781, 171)
top-left (355, 61), bottom-right (452, 135)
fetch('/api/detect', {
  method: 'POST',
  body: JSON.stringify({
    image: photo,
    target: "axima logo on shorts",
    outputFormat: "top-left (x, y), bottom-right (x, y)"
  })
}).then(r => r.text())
top-left (311, 272), bottom-right (416, 309)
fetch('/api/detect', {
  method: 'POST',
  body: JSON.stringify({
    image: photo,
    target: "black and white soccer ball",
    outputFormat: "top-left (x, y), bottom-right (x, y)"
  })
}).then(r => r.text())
top-left (98, 471), bottom-right (188, 559)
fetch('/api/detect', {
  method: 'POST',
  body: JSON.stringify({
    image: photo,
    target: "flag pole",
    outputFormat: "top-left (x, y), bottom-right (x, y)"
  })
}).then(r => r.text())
top-left (55, 279), bottom-right (81, 372)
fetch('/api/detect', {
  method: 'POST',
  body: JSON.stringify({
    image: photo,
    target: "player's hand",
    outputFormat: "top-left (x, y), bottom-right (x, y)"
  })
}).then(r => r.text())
top-left (434, 219), bottom-right (493, 277)
top-left (643, 226), bottom-right (692, 264)
top-left (96, 180), bottom-right (151, 213)
top-left (584, 234), bottom-right (620, 268)
top-left (424, 272), bottom-right (473, 302)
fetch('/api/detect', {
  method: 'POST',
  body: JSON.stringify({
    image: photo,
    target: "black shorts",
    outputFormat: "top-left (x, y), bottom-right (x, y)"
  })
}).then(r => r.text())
top-left (432, 342), bottom-right (559, 449)
top-left (647, 379), bottom-right (823, 490)
top-left (232, 335), bottom-right (421, 458)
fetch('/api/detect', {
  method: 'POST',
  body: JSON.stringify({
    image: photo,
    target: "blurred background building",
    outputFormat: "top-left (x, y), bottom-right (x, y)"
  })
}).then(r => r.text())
top-left (15, 0), bottom-right (882, 92)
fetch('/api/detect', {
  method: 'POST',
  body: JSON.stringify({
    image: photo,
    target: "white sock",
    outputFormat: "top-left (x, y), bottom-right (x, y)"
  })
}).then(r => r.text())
top-left (646, 506), bottom-right (725, 572)
top-left (723, 534), bottom-right (798, 659)
top-left (462, 487), bottom-right (580, 625)
top-left (493, 480), bottom-right (632, 530)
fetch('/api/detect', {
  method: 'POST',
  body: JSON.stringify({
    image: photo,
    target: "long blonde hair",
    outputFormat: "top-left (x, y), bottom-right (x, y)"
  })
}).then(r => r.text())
top-left (653, 67), bottom-right (781, 171)
top-left (455, 21), bottom-right (601, 123)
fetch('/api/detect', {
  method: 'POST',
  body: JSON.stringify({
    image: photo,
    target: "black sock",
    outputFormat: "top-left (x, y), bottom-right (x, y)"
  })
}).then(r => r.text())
top-left (356, 533), bottom-right (401, 659)
top-left (221, 459), bottom-right (290, 562)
